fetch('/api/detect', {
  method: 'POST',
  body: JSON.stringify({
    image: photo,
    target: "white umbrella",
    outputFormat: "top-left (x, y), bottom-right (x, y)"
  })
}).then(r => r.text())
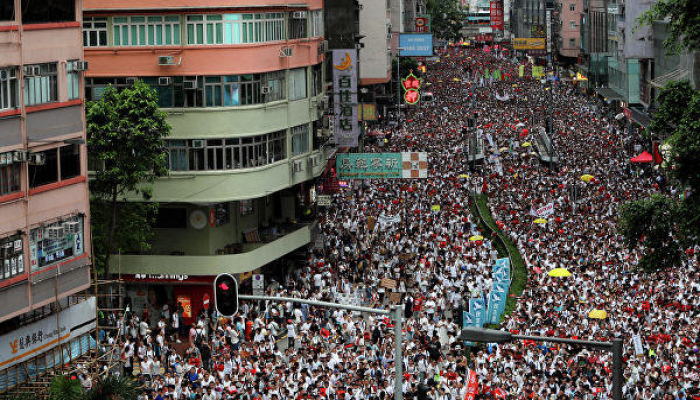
top-left (615, 113), bottom-right (624, 121)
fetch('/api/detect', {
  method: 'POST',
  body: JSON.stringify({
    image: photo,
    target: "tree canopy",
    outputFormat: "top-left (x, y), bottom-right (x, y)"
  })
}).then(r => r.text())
top-left (426, 0), bottom-right (465, 41)
top-left (636, 0), bottom-right (700, 54)
top-left (86, 80), bottom-right (170, 275)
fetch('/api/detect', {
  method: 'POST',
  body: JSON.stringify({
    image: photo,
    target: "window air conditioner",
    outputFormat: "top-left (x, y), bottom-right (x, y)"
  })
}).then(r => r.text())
top-left (318, 40), bottom-right (328, 54)
top-left (191, 139), bottom-right (205, 148)
top-left (64, 221), bottom-right (81, 234)
top-left (23, 66), bottom-right (41, 77)
top-left (280, 48), bottom-right (293, 57)
top-left (45, 226), bottom-right (65, 240)
top-left (292, 11), bottom-right (308, 19)
top-left (183, 79), bottom-right (197, 90)
top-left (13, 150), bottom-right (28, 163)
top-left (29, 153), bottom-right (45, 166)
top-left (159, 56), bottom-right (177, 66)
top-left (158, 77), bottom-right (173, 86)
top-left (293, 160), bottom-right (304, 172)
top-left (261, 86), bottom-right (273, 95)
top-left (71, 61), bottom-right (89, 71)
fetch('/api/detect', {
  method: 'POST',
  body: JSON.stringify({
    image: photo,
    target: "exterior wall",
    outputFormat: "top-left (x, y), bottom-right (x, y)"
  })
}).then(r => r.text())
top-left (622, 0), bottom-right (653, 59)
top-left (359, 0), bottom-right (392, 84)
top-left (558, 0), bottom-right (582, 58)
top-left (84, 0), bottom-right (324, 10)
top-left (0, 0), bottom-right (91, 323)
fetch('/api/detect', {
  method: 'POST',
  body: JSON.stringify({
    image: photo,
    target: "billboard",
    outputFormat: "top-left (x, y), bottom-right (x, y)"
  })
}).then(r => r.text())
top-left (336, 152), bottom-right (428, 180)
top-left (399, 34), bottom-right (434, 57)
top-left (489, 1), bottom-right (504, 31)
top-left (513, 38), bottom-right (546, 50)
top-left (332, 49), bottom-right (359, 147)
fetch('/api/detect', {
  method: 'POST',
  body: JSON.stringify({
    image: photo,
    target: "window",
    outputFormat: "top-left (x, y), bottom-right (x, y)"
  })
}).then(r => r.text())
top-left (264, 13), bottom-right (285, 42)
top-left (113, 16), bottom-right (181, 46)
top-left (29, 215), bottom-right (85, 271)
top-left (187, 14), bottom-right (223, 45)
top-left (263, 71), bottom-right (285, 102)
top-left (83, 17), bottom-right (108, 47)
top-left (29, 145), bottom-right (81, 188)
top-left (204, 76), bottom-right (239, 107)
top-left (0, 157), bottom-right (21, 196)
top-left (239, 74), bottom-right (261, 105)
top-left (288, 68), bottom-right (307, 101)
top-left (23, 63), bottom-right (57, 106)
top-left (154, 208), bottom-right (187, 229)
top-left (183, 13), bottom-right (286, 45)
top-left (0, 0), bottom-right (14, 21)
top-left (312, 64), bottom-right (323, 97)
top-left (288, 12), bottom-right (307, 39)
top-left (242, 13), bottom-right (264, 43)
top-left (569, 38), bottom-right (576, 47)
top-left (22, 0), bottom-right (75, 24)
top-left (291, 124), bottom-right (309, 155)
top-left (165, 131), bottom-right (287, 172)
top-left (66, 60), bottom-right (80, 100)
top-left (1, 234), bottom-right (24, 282)
top-left (570, 3), bottom-right (576, 11)
top-left (311, 10), bottom-right (323, 37)
top-left (570, 20), bottom-right (576, 29)
top-left (0, 68), bottom-right (18, 111)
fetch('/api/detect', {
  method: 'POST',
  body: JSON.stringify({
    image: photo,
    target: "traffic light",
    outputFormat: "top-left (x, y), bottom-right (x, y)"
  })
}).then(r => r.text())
top-left (214, 273), bottom-right (238, 317)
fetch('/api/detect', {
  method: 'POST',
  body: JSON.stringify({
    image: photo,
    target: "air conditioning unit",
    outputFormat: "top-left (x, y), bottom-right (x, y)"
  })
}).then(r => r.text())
top-left (158, 77), bottom-right (173, 86)
top-left (280, 47), bottom-right (293, 57)
top-left (45, 226), bottom-right (65, 240)
top-left (293, 160), bottom-right (304, 172)
top-left (126, 77), bottom-right (137, 85)
top-left (310, 156), bottom-right (320, 167)
top-left (318, 40), bottom-right (328, 54)
top-left (183, 79), bottom-right (197, 90)
top-left (318, 95), bottom-right (329, 110)
top-left (29, 153), bottom-right (45, 166)
top-left (13, 150), bottom-right (28, 163)
top-left (63, 221), bottom-right (81, 234)
top-left (71, 61), bottom-right (89, 71)
top-left (292, 11), bottom-right (307, 19)
top-left (261, 85), bottom-right (273, 95)
top-left (191, 139), bottom-right (205, 148)
top-left (159, 56), bottom-right (176, 66)
top-left (23, 66), bottom-right (41, 77)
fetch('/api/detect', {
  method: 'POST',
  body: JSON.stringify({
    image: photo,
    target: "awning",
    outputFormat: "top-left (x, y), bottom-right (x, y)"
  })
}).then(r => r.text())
top-left (651, 68), bottom-right (690, 89)
top-left (629, 107), bottom-right (652, 127)
top-left (631, 151), bottom-right (653, 163)
top-left (595, 87), bottom-right (625, 101)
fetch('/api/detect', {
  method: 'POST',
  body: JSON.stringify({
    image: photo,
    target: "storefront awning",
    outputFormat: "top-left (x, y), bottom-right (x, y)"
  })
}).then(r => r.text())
top-left (595, 87), bottom-right (625, 101)
top-left (631, 151), bottom-right (653, 163)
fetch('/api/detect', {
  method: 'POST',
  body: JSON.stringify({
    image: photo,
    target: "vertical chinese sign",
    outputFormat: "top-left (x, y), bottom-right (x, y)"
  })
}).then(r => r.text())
top-left (332, 49), bottom-right (359, 147)
top-left (490, 0), bottom-right (504, 31)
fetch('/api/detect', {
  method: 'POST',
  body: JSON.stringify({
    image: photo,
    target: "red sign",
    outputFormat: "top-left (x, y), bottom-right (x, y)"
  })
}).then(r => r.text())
top-left (404, 89), bottom-right (420, 105)
top-left (415, 16), bottom-right (430, 33)
top-left (464, 369), bottom-right (478, 400)
top-left (177, 295), bottom-right (192, 318)
top-left (475, 34), bottom-right (494, 42)
top-left (203, 293), bottom-right (210, 310)
top-left (490, 1), bottom-right (504, 31)
top-left (402, 72), bottom-right (422, 90)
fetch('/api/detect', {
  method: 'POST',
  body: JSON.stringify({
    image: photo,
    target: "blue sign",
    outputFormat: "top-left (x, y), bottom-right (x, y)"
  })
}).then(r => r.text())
top-left (487, 291), bottom-right (504, 324)
top-left (470, 298), bottom-right (486, 327)
top-left (399, 34), bottom-right (434, 57)
top-left (493, 282), bottom-right (510, 316)
top-left (463, 311), bottom-right (477, 346)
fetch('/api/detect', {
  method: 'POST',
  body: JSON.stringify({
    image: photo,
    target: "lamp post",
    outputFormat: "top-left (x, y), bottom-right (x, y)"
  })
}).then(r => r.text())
top-left (396, 47), bottom-right (406, 129)
top-left (460, 327), bottom-right (623, 400)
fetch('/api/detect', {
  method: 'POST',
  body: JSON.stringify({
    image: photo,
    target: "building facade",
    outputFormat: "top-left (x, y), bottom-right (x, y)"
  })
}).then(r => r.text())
top-left (557, 0), bottom-right (582, 59)
top-left (0, 0), bottom-right (93, 393)
top-left (83, 0), bottom-right (328, 324)
top-left (359, 0), bottom-right (392, 85)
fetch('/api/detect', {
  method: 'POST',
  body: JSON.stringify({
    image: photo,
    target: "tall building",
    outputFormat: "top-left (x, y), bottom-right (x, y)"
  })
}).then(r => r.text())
top-left (0, 0), bottom-right (94, 393)
top-left (576, 0), bottom-right (610, 88)
top-left (557, 0), bottom-right (583, 61)
top-left (83, 0), bottom-right (328, 325)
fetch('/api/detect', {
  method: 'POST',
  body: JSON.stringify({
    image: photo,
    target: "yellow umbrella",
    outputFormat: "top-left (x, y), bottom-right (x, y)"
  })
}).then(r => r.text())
top-left (580, 174), bottom-right (594, 182)
top-left (588, 309), bottom-right (608, 319)
top-left (469, 235), bottom-right (484, 242)
top-left (453, 78), bottom-right (461, 82)
top-left (499, 147), bottom-right (508, 152)
top-left (521, 142), bottom-right (532, 147)
top-left (548, 268), bottom-right (572, 277)
top-left (534, 218), bottom-right (547, 224)
top-left (458, 174), bottom-right (470, 178)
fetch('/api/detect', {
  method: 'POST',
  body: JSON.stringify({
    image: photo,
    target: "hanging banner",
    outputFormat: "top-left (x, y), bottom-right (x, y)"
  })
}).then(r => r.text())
top-left (462, 311), bottom-right (477, 347)
top-left (469, 298), bottom-right (486, 327)
top-left (530, 202), bottom-right (555, 217)
top-left (465, 369), bottom-right (479, 400)
top-left (333, 49), bottom-right (359, 147)
top-left (632, 334), bottom-right (644, 356)
top-left (489, 1), bottom-right (504, 31)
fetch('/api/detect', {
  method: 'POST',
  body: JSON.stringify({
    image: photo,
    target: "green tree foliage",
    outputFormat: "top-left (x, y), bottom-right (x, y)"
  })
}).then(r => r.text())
top-left (426, 0), bottom-right (465, 41)
top-left (86, 81), bottom-right (170, 275)
top-left (618, 195), bottom-right (682, 272)
top-left (618, 82), bottom-right (700, 270)
top-left (83, 376), bottom-right (139, 400)
top-left (49, 375), bottom-right (83, 400)
top-left (636, 0), bottom-right (700, 54)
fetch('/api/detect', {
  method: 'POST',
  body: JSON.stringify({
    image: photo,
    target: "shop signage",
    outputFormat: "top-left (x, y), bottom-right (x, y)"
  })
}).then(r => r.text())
top-left (332, 49), bottom-right (359, 147)
top-left (415, 15), bottom-right (431, 33)
top-left (336, 152), bottom-right (428, 180)
top-left (513, 38), bottom-right (546, 50)
top-left (399, 34), bottom-right (434, 57)
top-left (489, 1), bottom-right (504, 31)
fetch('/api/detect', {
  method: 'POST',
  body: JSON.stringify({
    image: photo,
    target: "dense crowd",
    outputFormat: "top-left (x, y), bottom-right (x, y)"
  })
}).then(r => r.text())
top-left (110, 47), bottom-right (699, 400)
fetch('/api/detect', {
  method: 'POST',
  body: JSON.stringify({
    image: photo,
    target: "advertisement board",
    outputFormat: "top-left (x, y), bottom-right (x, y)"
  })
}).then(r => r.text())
top-left (399, 34), bottom-right (434, 57)
top-left (489, 1), bottom-right (504, 31)
top-left (513, 38), bottom-right (546, 50)
top-left (332, 49), bottom-right (359, 147)
top-left (415, 15), bottom-right (431, 33)
top-left (336, 152), bottom-right (428, 180)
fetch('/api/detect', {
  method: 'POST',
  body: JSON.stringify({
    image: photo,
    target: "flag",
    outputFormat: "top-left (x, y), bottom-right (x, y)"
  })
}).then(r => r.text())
top-left (518, 65), bottom-right (525, 77)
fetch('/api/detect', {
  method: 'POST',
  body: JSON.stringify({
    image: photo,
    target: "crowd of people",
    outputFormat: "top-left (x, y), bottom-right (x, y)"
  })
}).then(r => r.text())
top-left (111, 46), bottom-right (699, 400)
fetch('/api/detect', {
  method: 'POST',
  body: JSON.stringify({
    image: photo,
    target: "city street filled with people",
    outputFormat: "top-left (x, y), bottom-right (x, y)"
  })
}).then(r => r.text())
top-left (113, 46), bottom-right (700, 400)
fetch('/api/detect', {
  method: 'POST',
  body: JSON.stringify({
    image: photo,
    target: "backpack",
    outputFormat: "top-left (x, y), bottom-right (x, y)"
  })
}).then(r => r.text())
top-left (194, 329), bottom-right (204, 347)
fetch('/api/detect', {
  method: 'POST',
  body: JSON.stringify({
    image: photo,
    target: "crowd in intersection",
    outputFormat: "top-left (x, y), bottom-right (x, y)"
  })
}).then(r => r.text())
top-left (111, 46), bottom-right (700, 400)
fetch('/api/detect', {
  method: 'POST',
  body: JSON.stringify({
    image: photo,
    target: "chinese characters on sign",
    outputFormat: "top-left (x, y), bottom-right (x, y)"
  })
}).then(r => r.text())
top-left (415, 15), bottom-right (431, 33)
top-left (402, 71), bottom-right (422, 105)
top-left (489, 1), bottom-right (504, 31)
top-left (335, 153), bottom-right (428, 180)
top-left (398, 34), bottom-right (434, 57)
top-left (332, 49), bottom-right (359, 147)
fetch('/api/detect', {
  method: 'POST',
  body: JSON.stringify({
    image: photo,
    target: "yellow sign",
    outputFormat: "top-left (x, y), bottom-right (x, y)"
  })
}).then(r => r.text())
top-left (334, 52), bottom-right (352, 70)
top-left (357, 103), bottom-right (378, 121)
top-left (513, 38), bottom-right (546, 50)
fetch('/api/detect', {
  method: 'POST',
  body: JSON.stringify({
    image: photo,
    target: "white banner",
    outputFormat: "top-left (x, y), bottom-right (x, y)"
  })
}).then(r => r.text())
top-left (332, 49), bottom-right (359, 147)
top-left (530, 202), bottom-right (554, 217)
top-left (1, 297), bottom-right (96, 369)
top-left (632, 334), bottom-right (644, 356)
top-left (378, 214), bottom-right (402, 228)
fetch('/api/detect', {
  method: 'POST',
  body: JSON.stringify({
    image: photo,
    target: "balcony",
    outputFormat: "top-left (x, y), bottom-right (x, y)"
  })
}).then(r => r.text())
top-left (108, 223), bottom-right (312, 276)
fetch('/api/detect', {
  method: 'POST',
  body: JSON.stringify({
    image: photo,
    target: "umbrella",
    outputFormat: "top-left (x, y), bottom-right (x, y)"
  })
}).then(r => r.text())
top-left (469, 235), bottom-right (484, 242)
top-left (515, 122), bottom-right (525, 128)
top-left (453, 78), bottom-right (461, 82)
top-left (499, 147), bottom-right (508, 152)
top-left (459, 174), bottom-right (470, 178)
top-left (580, 174), bottom-right (594, 182)
top-left (534, 218), bottom-right (547, 224)
top-left (548, 268), bottom-right (572, 277)
top-left (588, 309), bottom-right (608, 319)
top-left (521, 142), bottom-right (531, 147)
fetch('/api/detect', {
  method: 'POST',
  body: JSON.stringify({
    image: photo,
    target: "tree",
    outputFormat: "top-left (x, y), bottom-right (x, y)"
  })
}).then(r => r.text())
top-left (636, 0), bottom-right (700, 54)
top-left (647, 80), bottom-right (695, 138)
top-left (426, 0), bottom-right (465, 41)
top-left (49, 375), bottom-right (83, 400)
top-left (86, 80), bottom-right (170, 276)
top-left (83, 376), bottom-right (139, 400)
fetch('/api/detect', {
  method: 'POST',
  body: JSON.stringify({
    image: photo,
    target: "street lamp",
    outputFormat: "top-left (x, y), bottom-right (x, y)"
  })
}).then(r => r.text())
top-left (459, 327), bottom-right (623, 400)
top-left (396, 47), bottom-right (406, 128)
